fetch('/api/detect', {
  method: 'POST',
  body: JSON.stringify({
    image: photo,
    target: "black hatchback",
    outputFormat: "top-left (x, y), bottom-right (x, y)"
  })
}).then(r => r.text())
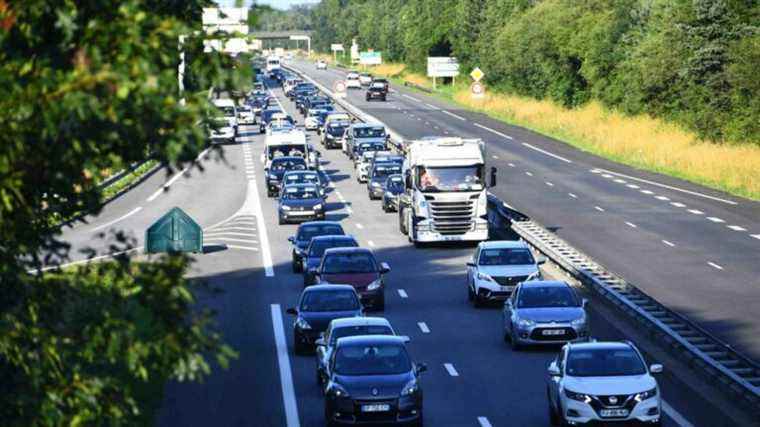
top-left (287, 285), bottom-right (363, 354)
top-left (365, 81), bottom-right (388, 102)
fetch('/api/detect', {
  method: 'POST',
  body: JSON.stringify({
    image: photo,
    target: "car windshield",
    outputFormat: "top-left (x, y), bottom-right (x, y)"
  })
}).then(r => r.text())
top-left (327, 125), bottom-right (347, 136)
top-left (334, 344), bottom-right (411, 376)
top-left (269, 146), bottom-right (306, 160)
top-left (370, 82), bottom-right (386, 89)
top-left (300, 290), bottom-right (360, 312)
top-left (516, 286), bottom-right (580, 308)
top-left (479, 248), bottom-right (535, 266)
top-left (372, 164), bottom-right (402, 178)
top-left (309, 238), bottom-right (358, 257)
top-left (284, 173), bottom-right (319, 185)
top-left (354, 127), bottom-right (385, 138)
top-left (417, 165), bottom-right (484, 192)
top-left (330, 325), bottom-right (393, 345)
top-left (566, 348), bottom-right (647, 377)
top-left (322, 252), bottom-right (377, 274)
top-left (216, 106), bottom-right (235, 117)
top-left (297, 224), bottom-right (344, 241)
top-left (358, 143), bottom-right (385, 154)
top-left (386, 177), bottom-right (404, 190)
top-left (282, 187), bottom-right (320, 200)
top-left (270, 158), bottom-right (306, 171)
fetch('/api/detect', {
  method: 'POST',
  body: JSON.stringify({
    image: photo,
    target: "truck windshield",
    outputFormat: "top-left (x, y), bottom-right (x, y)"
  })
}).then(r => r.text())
top-left (417, 165), bottom-right (484, 192)
top-left (268, 145), bottom-right (307, 160)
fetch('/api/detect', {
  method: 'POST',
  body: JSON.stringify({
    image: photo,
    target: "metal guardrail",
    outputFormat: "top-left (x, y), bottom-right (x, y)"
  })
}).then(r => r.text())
top-left (285, 64), bottom-right (760, 408)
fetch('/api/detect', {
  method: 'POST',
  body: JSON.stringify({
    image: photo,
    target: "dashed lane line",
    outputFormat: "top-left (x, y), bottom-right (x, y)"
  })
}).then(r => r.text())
top-left (525, 172), bottom-right (533, 177)
top-left (751, 234), bottom-right (760, 240)
top-left (473, 122), bottom-right (514, 140)
top-left (398, 289), bottom-right (408, 298)
top-left (687, 209), bottom-right (704, 215)
top-left (367, 240), bottom-right (376, 247)
top-left (522, 142), bottom-right (572, 163)
top-left (508, 163), bottom-right (515, 167)
top-left (568, 193), bottom-right (578, 199)
top-left (625, 222), bottom-right (637, 228)
top-left (92, 207), bottom-right (143, 232)
top-left (595, 206), bottom-right (605, 212)
top-left (662, 401), bottom-right (695, 427)
top-left (417, 322), bottom-right (430, 333)
top-left (670, 202), bottom-right (687, 208)
top-left (270, 305), bottom-right (301, 427)
top-left (402, 94), bottom-right (421, 102)
top-left (727, 225), bottom-right (747, 231)
top-left (662, 240), bottom-right (676, 247)
top-left (545, 182), bottom-right (554, 187)
top-left (355, 223), bottom-right (364, 229)
top-left (477, 417), bottom-right (494, 427)
top-left (37, 247), bottom-right (142, 272)
top-left (441, 110), bottom-right (466, 121)
top-left (707, 217), bottom-right (725, 223)
top-left (655, 196), bottom-right (670, 201)
top-left (708, 262), bottom-right (724, 271)
top-left (443, 363), bottom-right (459, 377)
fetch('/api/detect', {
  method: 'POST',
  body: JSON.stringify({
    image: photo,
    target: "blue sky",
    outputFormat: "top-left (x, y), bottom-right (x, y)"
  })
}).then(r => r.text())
top-left (216, 0), bottom-right (321, 9)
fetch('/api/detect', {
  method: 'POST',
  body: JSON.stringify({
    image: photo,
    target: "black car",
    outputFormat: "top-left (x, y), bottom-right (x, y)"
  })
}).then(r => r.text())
top-left (290, 83), bottom-right (316, 100)
top-left (259, 107), bottom-right (283, 134)
top-left (282, 170), bottom-right (324, 191)
top-left (286, 285), bottom-right (363, 354)
top-left (366, 81), bottom-right (388, 101)
top-left (382, 174), bottom-right (405, 212)
top-left (324, 335), bottom-right (426, 427)
top-left (289, 221), bottom-right (345, 273)
top-left (303, 235), bottom-right (359, 286)
top-left (367, 162), bottom-right (403, 200)
top-left (278, 183), bottom-right (326, 225)
top-left (266, 156), bottom-right (307, 197)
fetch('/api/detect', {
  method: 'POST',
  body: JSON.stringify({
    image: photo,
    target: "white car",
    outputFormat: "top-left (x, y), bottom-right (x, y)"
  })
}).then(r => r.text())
top-left (209, 98), bottom-right (237, 144)
top-left (316, 60), bottom-right (327, 70)
top-left (346, 72), bottom-right (361, 89)
top-left (358, 72), bottom-right (373, 86)
top-left (466, 240), bottom-right (544, 306)
top-left (237, 105), bottom-right (255, 125)
top-left (547, 341), bottom-right (663, 426)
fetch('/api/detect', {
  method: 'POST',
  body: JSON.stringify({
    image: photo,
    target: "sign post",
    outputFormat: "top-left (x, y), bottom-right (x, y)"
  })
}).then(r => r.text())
top-left (427, 57), bottom-right (460, 90)
top-left (469, 67), bottom-right (486, 100)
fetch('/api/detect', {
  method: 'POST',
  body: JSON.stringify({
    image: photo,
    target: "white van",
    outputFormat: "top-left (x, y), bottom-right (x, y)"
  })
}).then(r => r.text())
top-left (263, 130), bottom-right (312, 170)
top-left (210, 98), bottom-right (237, 144)
top-left (266, 55), bottom-right (281, 76)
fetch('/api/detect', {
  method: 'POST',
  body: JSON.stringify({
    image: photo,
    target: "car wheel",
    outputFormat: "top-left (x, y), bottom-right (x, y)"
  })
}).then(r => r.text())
top-left (278, 215), bottom-right (285, 225)
top-left (375, 295), bottom-right (385, 311)
top-left (510, 330), bottom-right (522, 351)
top-left (399, 207), bottom-right (408, 235)
top-left (381, 96), bottom-right (386, 102)
top-left (547, 390), bottom-right (560, 426)
top-left (467, 283), bottom-right (474, 301)
top-left (292, 255), bottom-right (302, 273)
top-left (472, 290), bottom-right (484, 308)
top-left (293, 334), bottom-right (306, 355)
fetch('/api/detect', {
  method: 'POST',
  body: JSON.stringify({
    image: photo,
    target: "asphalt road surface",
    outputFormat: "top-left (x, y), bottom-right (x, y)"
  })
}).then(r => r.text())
top-left (55, 72), bottom-right (750, 426)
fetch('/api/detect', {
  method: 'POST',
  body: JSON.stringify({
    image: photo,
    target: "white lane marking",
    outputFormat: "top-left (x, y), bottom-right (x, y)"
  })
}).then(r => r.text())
top-left (417, 322), bottom-right (430, 333)
top-left (640, 190), bottom-right (654, 195)
top-left (402, 94), bottom-right (420, 102)
top-left (625, 222), bottom-right (637, 228)
top-left (592, 167), bottom-right (738, 206)
top-left (707, 217), bottom-right (725, 223)
top-left (367, 240), bottom-right (376, 247)
top-left (545, 182), bottom-right (554, 187)
top-left (626, 184), bottom-right (640, 189)
top-left (443, 130), bottom-right (450, 134)
top-left (424, 103), bottom-right (438, 110)
top-left (270, 305), bottom-right (301, 427)
top-left (92, 207), bottom-right (142, 232)
top-left (441, 110), bottom-right (466, 121)
top-left (245, 177), bottom-right (274, 277)
top-left (655, 196), bottom-right (670, 201)
top-left (443, 363), bottom-right (459, 377)
top-left (204, 231), bottom-right (258, 238)
top-left (590, 169), bottom-right (602, 174)
top-left (602, 174), bottom-right (613, 178)
top-left (355, 223), bottom-right (364, 229)
top-left (37, 247), bottom-right (142, 272)
top-left (568, 193), bottom-right (578, 199)
top-left (662, 400), bottom-right (695, 427)
top-left (707, 262), bottom-right (724, 271)
top-left (478, 417), bottom-right (494, 427)
top-left (670, 202), bottom-right (686, 208)
top-left (595, 206), bottom-right (605, 212)
top-left (687, 209), bottom-right (704, 215)
top-left (226, 244), bottom-right (259, 252)
top-left (525, 172), bottom-right (533, 177)
top-left (522, 142), bottom-right (573, 163)
top-left (209, 237), bottom-right (259, 245)
top-left (751, 234), bottom-right (760, 240)
top-left (146, 147), bottom-right (210, 202)
top-left (474, 122), bottom-right (513, 140)
top-left (508, 163), bottom-right (515, 167)
top-left (727, 225), bottom-right (746, 231)
top-left (398, 289), bottom-right (408, 298)
top-left (614, 179), bottom-right (626, 184)
top-left (433, 125), bottom-right (440, 130)
top-left (491, 155), bottom-right (499, 159)
top-left (662, 240), bottom-right (676, 247)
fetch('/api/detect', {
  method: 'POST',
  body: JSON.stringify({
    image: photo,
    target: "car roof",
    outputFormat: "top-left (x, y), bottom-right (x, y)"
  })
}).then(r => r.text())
top-left (303, 284), bottom-right (357, 293)
top-left (323, 247), bottom-right (373, 256)
top-left (213, 99), bottom-right (236, 107)
top-left (330, 317), bottom-right (392, 329)
top-left (283, 170), bottom-right (317, 175)
top-left (352, 123), bottom-right (383, 129)
top-left (311, 234), bottom-right (356, 243)
top-left (479, 240), bottom-right (530, 249)
top-left (518, 280), bottom-right (568, 288)
top-left (336, 335), bottom-right (406, 347)
top-left (298, 220), bottom-right (342, 228)
top-left (567, 341), bottom-right (635, 352)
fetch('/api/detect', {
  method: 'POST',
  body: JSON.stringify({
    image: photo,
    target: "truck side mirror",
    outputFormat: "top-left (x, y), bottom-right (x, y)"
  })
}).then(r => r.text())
top-left (490, 166), bottom-right (497, 187)
top-left (405, 170), bottom-right (412, 189)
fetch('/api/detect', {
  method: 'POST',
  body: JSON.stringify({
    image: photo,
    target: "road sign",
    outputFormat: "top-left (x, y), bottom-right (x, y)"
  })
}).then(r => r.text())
top-left (289, 35), bottom-right (310, 41)
top-left (470, 67), bottom-right (485, 82)
top-left (145, 207), bottom-right (203, 254)
top-left (427, 57), bottom-right (460, 78)
top-left (333, 80), bottom-right (347, 98)
top-left (359, 51), bottom-right (382, 65)
top-left (471, 81), bottom-right (485, 98)
top-left (331, 43), bottom-right (344, 51)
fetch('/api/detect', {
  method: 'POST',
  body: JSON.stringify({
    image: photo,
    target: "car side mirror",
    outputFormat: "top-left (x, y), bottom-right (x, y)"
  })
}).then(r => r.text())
top-left (649, 364), bottom-right (663, 374)
top-left (466, 261), bottom-right (475, 267)
top-left (400, 335), bottom-right (411, 343)
top-left (288, 236), bottom-right (295, 244)
top-left (536, 256), bottom-right (547, 265)
top-left (404, 170), bottom-right (412, 189)
top-left (582, 298), bottom-right (589, 308)
top-left (415, 363), bottom-right (427, 374)
top-left (548, 362), bottom-right (561, 377)
top-left (315, 338), bottom-right (326, 347)
top-left (286, 308), bottom-right (297, 315)
top-left (379, 262), bottom-right (391, 274)
top-left (308, 267), bottom-right (318, 276)
top-left (490, 166), bottom-right (497, 188)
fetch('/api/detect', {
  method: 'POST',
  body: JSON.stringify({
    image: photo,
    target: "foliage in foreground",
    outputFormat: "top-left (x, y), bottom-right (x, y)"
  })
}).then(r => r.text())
top-left (0, 0), bottom-right (245, 424)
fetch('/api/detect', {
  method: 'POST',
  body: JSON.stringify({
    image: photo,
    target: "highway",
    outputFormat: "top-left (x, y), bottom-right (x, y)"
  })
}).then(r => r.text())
top-left (54, 68), bottom-right (754, 426)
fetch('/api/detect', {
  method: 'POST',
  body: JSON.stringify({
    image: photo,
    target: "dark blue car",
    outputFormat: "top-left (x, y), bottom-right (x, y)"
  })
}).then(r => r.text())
top-left (288, 221), bottom-right (345, 272)
top-left (302, 235), bottom-right (359, 286)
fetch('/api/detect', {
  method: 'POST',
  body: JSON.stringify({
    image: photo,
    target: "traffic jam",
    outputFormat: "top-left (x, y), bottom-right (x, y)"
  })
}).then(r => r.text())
top-left (227, 55), bottom-right (666, 427)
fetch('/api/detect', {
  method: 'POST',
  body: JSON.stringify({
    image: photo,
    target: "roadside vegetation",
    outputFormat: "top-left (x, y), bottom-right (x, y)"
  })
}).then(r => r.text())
top-left (304, 0), bottom-right (760, 200)
top-left (0, 1), bottom-right (249, 424)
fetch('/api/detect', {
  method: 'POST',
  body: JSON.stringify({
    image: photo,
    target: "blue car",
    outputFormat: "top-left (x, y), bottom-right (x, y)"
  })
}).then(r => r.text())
top-left (288, 221), bottom-right (345, 273)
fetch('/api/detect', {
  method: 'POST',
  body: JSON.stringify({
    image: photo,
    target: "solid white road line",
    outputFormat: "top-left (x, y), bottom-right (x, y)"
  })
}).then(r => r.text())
top-left (226, 244), bottom-right (259, 252)
top-left (687, 209), bottom-right (704, 215)
top-left (727, 225), bottom-right (746, 231)
top-left (398, 289), bottom-right (408, 298)
top-left (146, 147), bottom-right (210, 202)
top-left (92, 207), bottom-right (143, 232)
top-left (402, 94), bottom-right (420, 102)
top-left (662, 400), bottom-right (695, 427)
top-left (591, 167), bottom-right (738, 206)
top-left (662, 240), bottom-right (676, 247)
top-left (270, 305), bottom-right (301, 427)
top-left (441, 110), bottom-right (466, 121)
top-left (246, 178), bottom-right (274, 277)
top-left (355, 223), bottom-right (364, 229)
top-left (522, 142), bottom-right (573, 163)
top-left (37, 247), bottom-right (142, 272)
top-left (203, 231), bottom-right (259, 238)
top-left (213, 237), bottom-right (259, 244)
top-left (443, 363), bottom-right (459, 377)
top-left (707, 217), bottom-right (725, 223)
top-left (625, 222), bottom-right (637, 228)
top-left (417, 322), bottom-right (430, 333)
top-left (595, 206), bottom-right (605, 212)
top-left (474, 122), bottom-right (513, 140)
top-left (477, 417), bottom-right (494, 427)
top-left (568, 193), bottom-right (578, 199)
top-left (707, 262), bottom-right (724, 271)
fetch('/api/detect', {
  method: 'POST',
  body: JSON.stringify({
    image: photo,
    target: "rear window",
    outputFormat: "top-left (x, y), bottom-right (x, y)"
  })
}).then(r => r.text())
top-left (300, 290), bottom-right (359, 312)
top-left (270, 158), bottom-right (306, 171)
top-left (309, 238), bottom-right (358, 257)
top-left (330, 325), bottom-right (393, 345)
top-left (322, 252), bottom-right (377, 274)
top-left (297, 224), bottom-right (345, 241)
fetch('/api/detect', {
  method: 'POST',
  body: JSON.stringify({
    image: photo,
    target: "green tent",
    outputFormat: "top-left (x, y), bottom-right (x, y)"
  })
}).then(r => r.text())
top-left (145, 207), bottom-right (203, 254)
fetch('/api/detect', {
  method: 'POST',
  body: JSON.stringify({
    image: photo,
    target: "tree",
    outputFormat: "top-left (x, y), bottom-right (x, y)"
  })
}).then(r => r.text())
top-left (0, 1), bottom-right (238, 424)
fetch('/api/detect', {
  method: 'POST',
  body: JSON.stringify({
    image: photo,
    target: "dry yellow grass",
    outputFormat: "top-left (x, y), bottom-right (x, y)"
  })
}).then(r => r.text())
top-left (371, 63), bottom-right (406, 78)
top-left (453, 90), bottom-right (760, 200)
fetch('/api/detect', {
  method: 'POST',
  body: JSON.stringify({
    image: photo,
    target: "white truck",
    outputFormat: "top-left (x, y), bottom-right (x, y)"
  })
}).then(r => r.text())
top-left (398, 137), bottom-right (496, 244)
top-left (266, 55), bottom-right (281, 76)
top-left (263, 130), bottom-right (320, 171)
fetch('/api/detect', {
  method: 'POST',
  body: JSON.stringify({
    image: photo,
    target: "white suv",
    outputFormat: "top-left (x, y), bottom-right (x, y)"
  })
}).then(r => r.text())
top-left (466, 240), bottom-right (544, 306)
top-left (346, 72), bottom-right (361, 89)
top-left (547, 341), bottom-right (663, 426)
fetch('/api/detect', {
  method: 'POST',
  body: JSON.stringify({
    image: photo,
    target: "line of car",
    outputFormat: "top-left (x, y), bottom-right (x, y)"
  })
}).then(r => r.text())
top-left (254, 64), bottom-right (667, 427)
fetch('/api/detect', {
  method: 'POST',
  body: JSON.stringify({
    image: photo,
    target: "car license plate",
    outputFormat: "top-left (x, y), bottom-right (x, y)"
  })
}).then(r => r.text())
top-left (289, 211), bottom-right (313, 216)
top-left (600, 409), bottom-right (629, 418)
top-left (442, 235), bottom-right (462, 241)
top-left (542, 329), bottom-right (564, 336)
top-left (361, 404), bottom-right (390, 412)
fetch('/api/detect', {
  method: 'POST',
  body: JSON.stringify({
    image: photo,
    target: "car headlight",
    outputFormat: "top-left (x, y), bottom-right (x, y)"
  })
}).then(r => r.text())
top-left (281, 205), bottom-right (291, 211)
top-left (517, 318), bottom-right (535, 328)
top-left (477, 272), bottom-right (495, 282)
top-left (571, 316), bottom-right (586, 327)
top-left (634, 387), bottom-right (657, 402)
top-left (400, 379), bottom-right (419, 396)
top-left (313, 204), bottom-right (323, 211)
top-left (326, 133), bottom-right (334, 139)
top-left (565, 389), bottom-right (592, 404)
top-left (367, 278), bottom-right (382, 291)
top-left (295, 317), bottom-right (311, 330)
top-left (371, 181), bottom-right (381, 188)
top-left (327, 382), bottom-right (350, 398)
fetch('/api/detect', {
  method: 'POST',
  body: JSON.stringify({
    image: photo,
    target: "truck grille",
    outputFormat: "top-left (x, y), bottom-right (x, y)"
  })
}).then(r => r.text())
top-left (429, 200), bottom-right (474, 235)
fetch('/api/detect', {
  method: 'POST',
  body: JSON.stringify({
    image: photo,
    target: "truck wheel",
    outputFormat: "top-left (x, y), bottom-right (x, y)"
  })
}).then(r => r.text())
top-left (399, 207), bottom-right (408, 235)
top-left (467, 284), bottom-right (474, 301)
